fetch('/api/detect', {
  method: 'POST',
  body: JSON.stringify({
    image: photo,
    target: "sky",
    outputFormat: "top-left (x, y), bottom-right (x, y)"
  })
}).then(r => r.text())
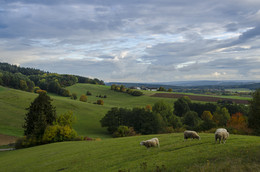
top-left (0, 0), bottom-right (260, 82)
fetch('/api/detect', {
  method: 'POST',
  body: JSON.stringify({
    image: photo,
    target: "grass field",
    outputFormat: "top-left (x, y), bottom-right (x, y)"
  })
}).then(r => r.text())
top-left (0, 84), bottom-right (177, 138)
top-left (0, 133), bottom-right (259, 171)
top-left (0, 84), bottom-right (259, 171)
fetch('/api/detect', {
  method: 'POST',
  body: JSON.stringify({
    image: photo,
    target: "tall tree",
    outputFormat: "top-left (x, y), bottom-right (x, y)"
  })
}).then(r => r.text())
top-left (248, 89), bottom-right (260, 134)
top-left (23, 92), bottom-right (56, 137)
top-left (174, 96), bottom-right (191, 117)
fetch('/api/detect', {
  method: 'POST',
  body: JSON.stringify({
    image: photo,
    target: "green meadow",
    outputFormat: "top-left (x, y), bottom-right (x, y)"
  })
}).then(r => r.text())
top-left (0, 84), bottom-right (259, 171)
top-left (0, 84), bottom-right (176, 138)
top-left (0, 133), bottom-right (259, 171)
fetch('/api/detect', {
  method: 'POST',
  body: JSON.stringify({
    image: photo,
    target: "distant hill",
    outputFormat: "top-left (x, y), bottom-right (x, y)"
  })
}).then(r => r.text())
top-left (107, 80), bottom-right (260, 90)
top-left (154, 80), bottom-right (260, 87)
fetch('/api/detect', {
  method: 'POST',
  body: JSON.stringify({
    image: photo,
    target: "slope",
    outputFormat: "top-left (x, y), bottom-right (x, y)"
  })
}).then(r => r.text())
top-left (0, 84), bottom-right (176, 138)
top-left (0, 133), bottom-right (259, 171)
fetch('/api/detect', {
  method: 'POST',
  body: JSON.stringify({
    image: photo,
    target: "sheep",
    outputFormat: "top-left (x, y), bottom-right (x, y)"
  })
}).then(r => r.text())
top-left (184, 130), bottom-right (201, 141)
top-left (215, 128), bottom-right (227, 133)
top-left (140, 138), bottom-right (160, 148)
top-left (215, 128), bottom-right (229, 144)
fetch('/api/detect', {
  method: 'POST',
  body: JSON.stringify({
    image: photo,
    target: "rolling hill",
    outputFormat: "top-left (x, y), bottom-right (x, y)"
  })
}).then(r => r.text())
top-left (0, 84), bottom-right (177, 138)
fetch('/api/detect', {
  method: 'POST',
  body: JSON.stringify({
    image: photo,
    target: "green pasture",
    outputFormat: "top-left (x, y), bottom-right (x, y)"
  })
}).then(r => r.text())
top-left (0, 84), bottom-right (176, 138)
top-left (0, 133), bottom-right (259, 171)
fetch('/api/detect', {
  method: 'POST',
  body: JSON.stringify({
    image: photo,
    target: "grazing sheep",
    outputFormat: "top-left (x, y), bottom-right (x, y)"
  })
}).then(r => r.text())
top-left (140, 138), bottom-right (160, 148)
top-left (215, 128), bottom-right (227, 133)
top-left (184, 130), bottom-right (201, 141)
top-left (215, 128), bottom-right (229, 144)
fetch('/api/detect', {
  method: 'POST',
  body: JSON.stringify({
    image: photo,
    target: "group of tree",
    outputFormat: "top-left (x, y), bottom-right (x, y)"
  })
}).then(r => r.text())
top-left (16, 92), bottom-right (78, 148)
top-left (110, 84), bottom-right (143, 96)
top-left (101, 90), bottom-right (260, 136)
top-left (0, 62), bottom-right (104, 96)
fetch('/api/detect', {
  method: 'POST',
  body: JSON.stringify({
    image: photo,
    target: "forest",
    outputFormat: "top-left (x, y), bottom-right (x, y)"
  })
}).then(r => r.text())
top-left (0, 62), bottom-right (104, 96)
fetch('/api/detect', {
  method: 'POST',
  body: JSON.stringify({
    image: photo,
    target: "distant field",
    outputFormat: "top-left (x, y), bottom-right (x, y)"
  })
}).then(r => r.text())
top-left (0, 133), bottom-right (259, 171)
top-left (225, 88), bottom-right (252, 93)
top-left (151, 93), bottom-right (250, 104)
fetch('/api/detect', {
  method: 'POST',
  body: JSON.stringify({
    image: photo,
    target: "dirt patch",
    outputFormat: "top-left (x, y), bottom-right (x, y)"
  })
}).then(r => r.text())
top-left (0, 134), bottom-right (18, 146)
top-left (151, 93), bottom-right (249, 104)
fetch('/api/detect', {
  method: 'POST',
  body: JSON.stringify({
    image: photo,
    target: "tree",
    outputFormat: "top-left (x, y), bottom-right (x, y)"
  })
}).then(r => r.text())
top-left (23, 92), bottom-right (56, 137)
top-left (199, 111), bottom-right (216, 131)
top-left (248, 89), bottom-right (260, 134)
top-left (152, 100), bottom-right (173, 125)
top-left (213, 107), bottom-right (230, 126)
top-left (158, 86), bottom-right (166, 91)
top-left (168, 88), bottom-right (173, 92)
top-left (182, 111), bottom-right (201, 129)
top-left (79, 94), bottom-right (87, 102)
top-left (227, 112), bottom-right (251, 134)
top-left (201, 111), bottom-right (213, 121)
top-left (174, 97), bottom-right (191, 117)
top-left (100, 107), bottom-right (131, 134)
top-left (20, 80), bottom-right (28, 91)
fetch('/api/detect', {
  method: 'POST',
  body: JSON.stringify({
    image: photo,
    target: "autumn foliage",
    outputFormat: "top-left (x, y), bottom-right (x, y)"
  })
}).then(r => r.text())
top-left (227, 112), bottom-right (252, 134)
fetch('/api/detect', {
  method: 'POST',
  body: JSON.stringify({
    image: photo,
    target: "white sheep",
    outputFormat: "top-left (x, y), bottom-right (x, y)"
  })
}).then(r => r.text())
top-left (140, 138), bottom-right (160, 148)
top-left (215, 128), bottom-right (229, 144)
top-left (184, 130), bottom-right (201, 141)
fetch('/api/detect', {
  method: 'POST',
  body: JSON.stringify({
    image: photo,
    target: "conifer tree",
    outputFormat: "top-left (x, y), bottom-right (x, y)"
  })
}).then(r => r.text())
top-left (23, 92), bottom-right (56, 137)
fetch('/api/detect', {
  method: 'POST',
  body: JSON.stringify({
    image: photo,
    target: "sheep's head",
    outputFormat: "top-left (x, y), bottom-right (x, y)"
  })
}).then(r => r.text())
top-left (140, 141), bottom-right (145, 146)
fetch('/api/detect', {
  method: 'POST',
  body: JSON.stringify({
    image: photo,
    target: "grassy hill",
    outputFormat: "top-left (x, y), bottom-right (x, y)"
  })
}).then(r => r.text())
top-left (0, 84), bottom-right (176, 138)
top-left (0, 133), bottom-right (259, 171)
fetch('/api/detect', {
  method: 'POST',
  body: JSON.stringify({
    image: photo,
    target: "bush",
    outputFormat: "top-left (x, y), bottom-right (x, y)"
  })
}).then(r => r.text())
top-left (97, 99), bottom-right (104, 105)
top-left (86, 91), bottom-right (92, 95)
top-left (15, 136), bottom-right (41, 149)
top-left (79, 94), bottom-right (87, 102)
top-left (71, 93), bottom-right (77, 100)
top-left (113, 126), bottom-right (136, 137)
top-left (131, 90), bottom-right (143, 96)
top-left (42, 125), bottom-right (77, 143)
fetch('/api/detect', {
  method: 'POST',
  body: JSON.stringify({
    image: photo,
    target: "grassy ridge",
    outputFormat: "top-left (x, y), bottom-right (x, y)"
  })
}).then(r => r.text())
top-left (0, 133), bottom-right (259, 171)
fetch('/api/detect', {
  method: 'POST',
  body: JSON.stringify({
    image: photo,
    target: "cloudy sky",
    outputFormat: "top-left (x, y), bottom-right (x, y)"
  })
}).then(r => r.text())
top-left (0, 0), bottom-right (260, 82)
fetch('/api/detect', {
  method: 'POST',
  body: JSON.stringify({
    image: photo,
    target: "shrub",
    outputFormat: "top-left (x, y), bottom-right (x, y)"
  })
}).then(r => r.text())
top-left (97, 99), bottom-right (104, 105)
top-left (79, 94), bottom-right (87, 102)
top-left (36, 89), bottom-right (47, 94)
top-left (86, 91), bottom-right (92, 95)
top-left (84, 136), bottom-right (93, 141)
top-left (113, 126), bottom-right (136, 137)
top-left (164, 126), bottom-right (174, 133)
top-left (34, 86), bottom-right (41, 93)
top-left (71, 93), bottom-right (77, 100)
top-left (42, 125), bottom-right (77, 143)
top-left (15, 136), bottom-right (41, 149)
top-left (131, 90), bottom-right (143, 96)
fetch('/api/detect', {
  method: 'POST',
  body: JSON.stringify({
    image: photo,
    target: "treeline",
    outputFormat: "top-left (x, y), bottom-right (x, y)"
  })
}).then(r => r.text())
top-left (0, 62), bottom-right (104, 95)
top-left (110, 84), bottom-right (143, 96)
top-left (101, 95), bottom-right (255, 137)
